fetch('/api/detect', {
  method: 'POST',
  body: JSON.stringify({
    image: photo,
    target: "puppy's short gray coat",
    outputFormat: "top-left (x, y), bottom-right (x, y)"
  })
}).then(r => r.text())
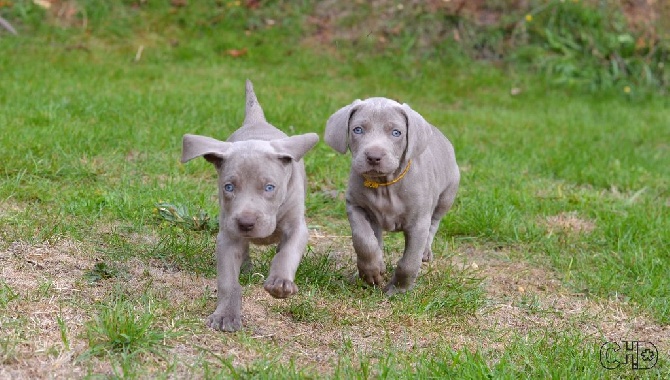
top-left (182, 81), bottom-right (319, 331)
top-left (325, 97), bottom-right (459, 295)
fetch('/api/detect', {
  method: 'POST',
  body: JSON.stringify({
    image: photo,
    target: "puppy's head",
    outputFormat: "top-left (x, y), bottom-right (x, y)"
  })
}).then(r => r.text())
top-left (324, 98), bottom-right (432, 176)
top-left (182, 133), bottom-right (318, 239)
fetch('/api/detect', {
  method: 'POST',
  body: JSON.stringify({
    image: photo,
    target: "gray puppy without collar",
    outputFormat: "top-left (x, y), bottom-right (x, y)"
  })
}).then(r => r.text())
top-left (325, 97), bottom-right (460, 295)
top-left (181, 80), bottom-right (319, 331)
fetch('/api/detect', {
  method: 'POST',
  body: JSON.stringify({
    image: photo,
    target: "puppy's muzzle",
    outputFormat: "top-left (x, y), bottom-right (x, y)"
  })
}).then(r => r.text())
top-left (365, 147), bottom-right (386, 166)
top-left (236, 213), bottom-right (257, 232)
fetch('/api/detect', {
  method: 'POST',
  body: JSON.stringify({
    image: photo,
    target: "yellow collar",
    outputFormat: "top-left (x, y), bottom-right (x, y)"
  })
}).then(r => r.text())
top-left (363, 160), bottom-right (412, 189)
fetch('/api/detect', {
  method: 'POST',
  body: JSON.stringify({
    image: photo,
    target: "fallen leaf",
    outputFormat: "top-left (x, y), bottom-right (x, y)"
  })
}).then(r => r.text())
top-left (245, 0), bottom-right (260, 9)
top-left (226, 48), bottom-right (248, 57)
top-left (33, 0), bottom-right (51, 9)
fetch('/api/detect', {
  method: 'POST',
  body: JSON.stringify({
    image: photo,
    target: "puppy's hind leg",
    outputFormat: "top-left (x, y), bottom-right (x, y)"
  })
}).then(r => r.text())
top-left (422, 216), bottom-right (441, 263)
top-left (385, 218), bottom-right (431, 296)
top-left (240, 245), bottom-right (252, 275)
top-left (423, 189), bottom-right (457, 262)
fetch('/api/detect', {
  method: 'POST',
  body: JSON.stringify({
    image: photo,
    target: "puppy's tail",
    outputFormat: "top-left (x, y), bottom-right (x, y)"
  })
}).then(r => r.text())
top-left (244, 79), bottom-right (267, 125)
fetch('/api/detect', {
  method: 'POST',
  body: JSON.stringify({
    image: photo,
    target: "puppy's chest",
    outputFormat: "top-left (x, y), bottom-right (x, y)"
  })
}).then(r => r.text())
top-left (363, 192), bottom-right (406, 231)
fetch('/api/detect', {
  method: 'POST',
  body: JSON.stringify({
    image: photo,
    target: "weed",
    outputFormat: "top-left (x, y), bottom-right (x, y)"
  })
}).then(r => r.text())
top-left (516, 0), bottom-right (670, 90)
top-left (155, 201), bottom-right (217, 232)
top-left (516, 292), bottom-right (542, 314)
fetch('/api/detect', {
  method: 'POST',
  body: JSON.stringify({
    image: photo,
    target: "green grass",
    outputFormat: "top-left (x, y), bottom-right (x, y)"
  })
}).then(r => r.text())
top-left (0, 1), bottom-right (668, 378)
top-left (82, 297), bottom-right (171, 358)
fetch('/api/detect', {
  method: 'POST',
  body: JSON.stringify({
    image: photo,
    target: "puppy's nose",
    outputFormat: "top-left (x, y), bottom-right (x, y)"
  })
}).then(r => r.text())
top-left (237, 214), bottom-right (257, 232)
top-left (365, 149), bottom-right (385, 166)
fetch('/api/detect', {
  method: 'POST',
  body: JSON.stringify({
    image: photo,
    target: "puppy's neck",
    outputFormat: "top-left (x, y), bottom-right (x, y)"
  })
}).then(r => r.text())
top-left (362, 159), bottom-right (412, 189)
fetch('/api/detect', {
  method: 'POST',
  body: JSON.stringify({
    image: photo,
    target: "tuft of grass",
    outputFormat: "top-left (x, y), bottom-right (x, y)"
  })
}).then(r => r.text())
top-left (83, 261), bottom-right (124, 284)
top-left (394, 264), bottom-right (485, 319)
top-left (293, 247), bottom-right (351, 294)
top-left (0, 315), bottom-right (26, 366)
top-left (56, 315), bottom-right (70, 351)
top-left (82, 298), bottom-right (172, 360)
top-left (273, 296), bottom-right (330, 324)
top-left (0, 281), bottom-right (19, 308)
top-left (145, 227), bottom-right (216, 276)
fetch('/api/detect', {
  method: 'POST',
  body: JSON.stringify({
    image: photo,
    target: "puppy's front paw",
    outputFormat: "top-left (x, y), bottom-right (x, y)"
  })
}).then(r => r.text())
top-left (357, 261), bottom-right (385, 287)
top-left (383, 275), bottom-right (415, 296)
top-left (264, 277), bottom-right (298, 299)
top-left (206, 312), bottom-right (242, 332)
top-left (359, 270), bottom-right (384, 287)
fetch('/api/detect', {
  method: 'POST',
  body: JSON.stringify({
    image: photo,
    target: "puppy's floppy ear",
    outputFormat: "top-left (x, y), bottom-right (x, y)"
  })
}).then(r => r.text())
top-left (400, 103), bottom-right (433, 160)
top-left (271, 133), bottom-right (320, 163)
top-left (181, 134), bottom-right (231, 166)
top-left (324, 99), bottom-right (362, 154)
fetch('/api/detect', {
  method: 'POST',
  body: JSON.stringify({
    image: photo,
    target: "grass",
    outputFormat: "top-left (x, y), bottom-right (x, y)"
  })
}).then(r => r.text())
top-left (82, 296), bottom-right (173, 359)
top-left (1, 1), bottom-right (669, 378)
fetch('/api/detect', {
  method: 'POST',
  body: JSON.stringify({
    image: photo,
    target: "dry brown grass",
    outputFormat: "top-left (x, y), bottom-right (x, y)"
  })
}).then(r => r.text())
top-left (543, 211), bottom-right (596, 235)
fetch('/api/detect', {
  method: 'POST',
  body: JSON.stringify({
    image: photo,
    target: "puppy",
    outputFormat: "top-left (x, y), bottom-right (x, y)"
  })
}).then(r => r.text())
top-left (182, 80), bottom-right (319, 331)
top-left (325, 97), bottom-right (459, 295)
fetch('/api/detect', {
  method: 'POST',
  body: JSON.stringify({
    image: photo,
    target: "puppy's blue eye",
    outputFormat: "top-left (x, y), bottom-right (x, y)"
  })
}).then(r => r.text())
top-left (224, 184), bottom-right (234, 192)
top-left (265, 184), bottom-right (275, 192)
top-left (352, 126), bottom-right (363, 134)
top-left (391, 129), bottom-right (402, 137)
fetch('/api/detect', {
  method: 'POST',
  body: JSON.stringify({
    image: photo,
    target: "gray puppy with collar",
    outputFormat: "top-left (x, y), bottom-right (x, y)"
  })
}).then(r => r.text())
top-left (182, 80), bottom-right (319, 331)
top-left (325, 97), bottom-right (459, 295)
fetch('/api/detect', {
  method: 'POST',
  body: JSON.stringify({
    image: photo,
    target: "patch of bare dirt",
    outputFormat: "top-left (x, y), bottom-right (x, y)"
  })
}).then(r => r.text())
top-left (1, 238), bottom-right (102, 378)
top-left (0, 200), bottom-right (25, 217)
top-left (96, 221), bottom-right (161, 246)
top-left (543, 211), bottom-right (596, 235)
top-left (33, 0), bottom-right (82, 28)
top-left (452, 245), bottom-right (669, 354)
